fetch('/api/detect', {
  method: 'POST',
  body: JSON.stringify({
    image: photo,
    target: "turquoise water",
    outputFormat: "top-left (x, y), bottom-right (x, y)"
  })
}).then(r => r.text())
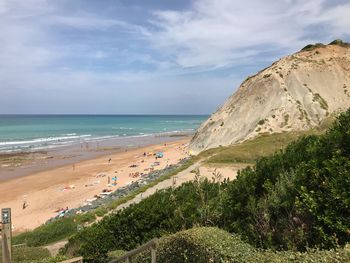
top-left (0, 115), bottom-right (207, 153)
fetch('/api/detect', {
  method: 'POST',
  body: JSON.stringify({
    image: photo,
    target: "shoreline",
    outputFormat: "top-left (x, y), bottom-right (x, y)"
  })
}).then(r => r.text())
top-left (0, 137), bottom-right (191, 233)
top-left (0, 133), bottom-right (193, 182)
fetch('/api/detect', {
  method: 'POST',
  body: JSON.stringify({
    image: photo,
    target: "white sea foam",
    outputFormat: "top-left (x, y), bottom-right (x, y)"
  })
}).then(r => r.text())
top-left (0, 135), bottom-right (91, 146)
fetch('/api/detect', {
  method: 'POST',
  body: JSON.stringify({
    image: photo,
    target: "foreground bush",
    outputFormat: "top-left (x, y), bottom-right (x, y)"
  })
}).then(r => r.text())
top-left (135, 227), bottom-right (255, 263)
top-left (117, 227), bottom-right (350, 263)
top-left (64, 178), bottom-right (223, 262)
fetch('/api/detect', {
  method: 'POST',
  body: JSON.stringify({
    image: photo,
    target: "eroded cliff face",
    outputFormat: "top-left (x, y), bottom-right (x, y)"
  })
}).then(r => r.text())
top-left (189, 42), bottom-right (350, 154)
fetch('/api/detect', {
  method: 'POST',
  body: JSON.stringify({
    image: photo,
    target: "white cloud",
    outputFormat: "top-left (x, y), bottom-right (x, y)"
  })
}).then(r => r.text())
top-left (0, 0), bottom-right (349, 114)
top-left (316, 3), bottom-right (350, 36)
top-left (147, 0), bottom-right (350, 68)
top-left (49, 15), bottom-right (150, 36)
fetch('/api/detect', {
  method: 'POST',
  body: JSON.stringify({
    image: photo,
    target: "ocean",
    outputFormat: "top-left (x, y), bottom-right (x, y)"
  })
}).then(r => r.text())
top-left (0, 115), bottom-right (207, 153)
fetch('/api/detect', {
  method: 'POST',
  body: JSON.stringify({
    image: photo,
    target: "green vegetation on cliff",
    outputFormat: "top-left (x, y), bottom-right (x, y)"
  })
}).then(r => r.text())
top-left (301, 39), bottom-right (350, 51)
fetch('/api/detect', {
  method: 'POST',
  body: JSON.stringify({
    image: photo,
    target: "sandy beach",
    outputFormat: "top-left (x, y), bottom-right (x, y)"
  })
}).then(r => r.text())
top-left (0, 138), bottom-right (190, 233)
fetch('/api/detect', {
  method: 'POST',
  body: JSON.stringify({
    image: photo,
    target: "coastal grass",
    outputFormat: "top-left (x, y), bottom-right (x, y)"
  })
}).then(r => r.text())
top-left (13, 217), bottom-right (78, 247)
top-left (0, 244), bottom-right (64, 263)
top-left (197, 115), bottom-right (335, 165)
top-left (200, 129), bottom-right (327, 164)
top-left (203, 131), bottom-right (309, 164)
top-left (13, 158), bottom-right (196, 247)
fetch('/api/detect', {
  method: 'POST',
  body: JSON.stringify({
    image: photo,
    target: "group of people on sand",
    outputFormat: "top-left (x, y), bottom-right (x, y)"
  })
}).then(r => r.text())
top-left (53, 144), bottom-right (181, 218)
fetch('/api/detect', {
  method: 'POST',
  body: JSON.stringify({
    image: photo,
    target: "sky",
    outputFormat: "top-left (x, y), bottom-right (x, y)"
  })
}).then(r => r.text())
top-left (0, 0), bottom-right (349, 114)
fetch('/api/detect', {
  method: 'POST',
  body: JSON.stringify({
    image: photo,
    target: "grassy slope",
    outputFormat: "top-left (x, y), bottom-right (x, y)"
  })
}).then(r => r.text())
top-left (198, 117), bottom-right (333, 164)
top-left (0, 244), bottom-right (68, 263)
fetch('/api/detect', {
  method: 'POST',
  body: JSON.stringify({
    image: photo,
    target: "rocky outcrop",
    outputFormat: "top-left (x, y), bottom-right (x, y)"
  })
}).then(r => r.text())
top-left (190, 41), bottom-right (350, 153)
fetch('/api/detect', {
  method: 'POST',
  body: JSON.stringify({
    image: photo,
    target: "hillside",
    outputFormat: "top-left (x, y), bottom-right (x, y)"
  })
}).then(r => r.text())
top-left (190, 40), bottom-right (350, 153)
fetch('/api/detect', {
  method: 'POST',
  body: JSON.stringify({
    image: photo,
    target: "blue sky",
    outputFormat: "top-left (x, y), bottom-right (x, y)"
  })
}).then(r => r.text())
top-left (1, 0), bottom-right (349, 114)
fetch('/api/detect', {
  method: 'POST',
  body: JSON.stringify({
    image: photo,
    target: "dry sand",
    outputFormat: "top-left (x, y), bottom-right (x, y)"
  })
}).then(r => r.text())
top-left (0, 139), bottom-right (190, 233)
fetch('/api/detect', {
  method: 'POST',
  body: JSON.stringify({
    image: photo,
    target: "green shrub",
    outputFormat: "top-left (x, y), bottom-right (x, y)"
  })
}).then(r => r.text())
top-left (328, 39), bottom-right (350, 47)
top-left (221, 109), bottom-right (350, 250)
top-left (64, 177), bottom-right (223, 262)
top-left (257, 119), bottom-right (265, 125)
top-left (301, 43), bottom-right (325, 51)
top-left (134, 227), bottom-right (350, 263)
top-left (76, 212), bottom-right (96, 223)
top-left (131, 227), bottom-right (253, 263)
top-left (13, 218), bottom-right (78, 247)
top-left (94, 207), bottom-right (108, 217)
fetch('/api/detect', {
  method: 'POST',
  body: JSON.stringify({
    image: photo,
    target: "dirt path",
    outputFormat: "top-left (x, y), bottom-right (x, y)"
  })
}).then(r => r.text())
top-left (111, 162), bottom-right (242, 212)
top-left (45, 240), bottom-right (68, 256)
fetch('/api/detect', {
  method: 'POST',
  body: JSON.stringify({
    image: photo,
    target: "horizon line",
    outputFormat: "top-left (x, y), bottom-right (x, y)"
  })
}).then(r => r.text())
top-left (0, 113), bottom-right (210, 116)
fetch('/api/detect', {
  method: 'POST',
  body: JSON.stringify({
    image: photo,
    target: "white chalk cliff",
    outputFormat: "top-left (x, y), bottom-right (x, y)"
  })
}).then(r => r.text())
top-left (190, 40), bottom-right (350, 153)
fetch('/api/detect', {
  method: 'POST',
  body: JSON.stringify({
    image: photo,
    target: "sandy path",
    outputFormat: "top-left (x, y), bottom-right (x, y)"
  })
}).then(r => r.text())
top-left (0, 139), bottom-right (189, 233)
top-left (113, 163), bottom-right (245, 212)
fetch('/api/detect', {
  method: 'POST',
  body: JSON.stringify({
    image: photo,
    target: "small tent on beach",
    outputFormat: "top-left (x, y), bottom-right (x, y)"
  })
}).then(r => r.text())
top-left (156, 152), bottom-right (164, 158)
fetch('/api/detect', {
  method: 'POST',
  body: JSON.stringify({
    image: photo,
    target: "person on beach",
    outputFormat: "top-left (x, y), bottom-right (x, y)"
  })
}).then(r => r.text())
top-left (72, 164), bottom-right (75, 171)
top-left (22, 201), bottom-right (27, 209)
top-left (108, 158), bottom-right (112, 163)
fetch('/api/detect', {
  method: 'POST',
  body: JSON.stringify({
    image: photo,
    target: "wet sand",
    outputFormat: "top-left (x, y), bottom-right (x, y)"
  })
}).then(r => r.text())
top-left (0, 134), bottom-right (190, 181)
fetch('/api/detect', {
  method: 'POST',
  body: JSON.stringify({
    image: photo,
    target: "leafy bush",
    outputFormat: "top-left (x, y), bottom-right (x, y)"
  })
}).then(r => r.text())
top-left (328, 39), bottom-right (350, 47)
top-left (221, 109), bottom-right (350, 250)
top-left (257, 119), bottom-right (265, 125)
top-left (137, 227), bottom-right (255, 263)
top-left (64, 175), bottom-right (225, 262)
top-left (76, 212), bottom-right (96, 223)
top-left (94, 207), bottom-right (108, 217)
top-left (301, 43), bottom-right (325, 51)
top-left (129, 227), bottom-right (350, 263)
